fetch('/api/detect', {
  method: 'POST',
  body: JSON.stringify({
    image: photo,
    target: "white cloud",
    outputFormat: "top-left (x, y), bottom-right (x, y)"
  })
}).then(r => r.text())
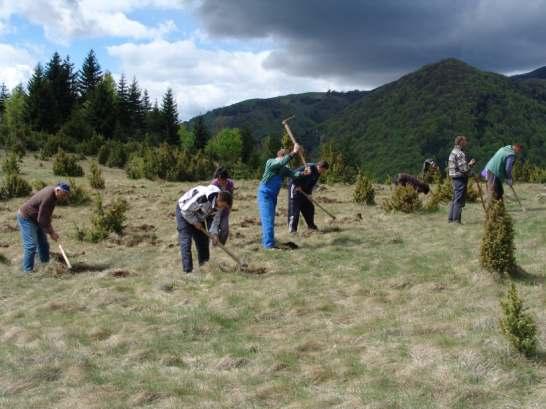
top-left (0, 43), bottom-right (36, 89)
top-left (0, 0), bottom-right (184, 43)
top-left (108, 39), bottom-right (362, 120)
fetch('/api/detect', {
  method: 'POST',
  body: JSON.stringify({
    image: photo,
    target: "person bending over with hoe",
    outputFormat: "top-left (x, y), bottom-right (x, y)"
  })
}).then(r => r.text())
top-left (288, 160), bottom-right (329, 233)
top-left (16, 182), bottom-right (71, 273)
top-left (481, 144), bottom-right (523, 202)
top-left (176, 185), bottom-right (233, 273)
top-left (393, 173), bottom-right (430, 194)
top-left (448, 135), bottom-right (476, 224)
top-left (209, 167), bottom-right (235, 245)
top-left (258, 144), bottom-right (310, 249)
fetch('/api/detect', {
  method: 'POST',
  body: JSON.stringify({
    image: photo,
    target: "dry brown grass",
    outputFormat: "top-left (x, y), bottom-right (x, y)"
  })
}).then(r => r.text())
top-left (0, 156), bottom-right (545, 408)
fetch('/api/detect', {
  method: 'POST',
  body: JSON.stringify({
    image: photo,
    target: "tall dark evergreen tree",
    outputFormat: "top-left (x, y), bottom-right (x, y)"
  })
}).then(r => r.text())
top-left (240, 127), bottom-right (255, 163)
top-left (141, 89), bottom-right (151, 113)
top-left (128, 77), bottom-right (144, 137)
top-left (146, 99), bottom-right (164, 143)
top-left (161, 88), bottom-right (178, 144)
top-left (24, 64), bottom-right (52, 131)
top-left (86, 73), bottom-right (116, 139)
top-left (0, 82), bottom-right (9, 116)
top-left (114, 73), bottom-right (131, 139)
top-left (193, 115), bottom-right (210, 150)
top-left (44, 52), bottom-right (77, 132)
top-left (79, 49), bottom-right (102, 101)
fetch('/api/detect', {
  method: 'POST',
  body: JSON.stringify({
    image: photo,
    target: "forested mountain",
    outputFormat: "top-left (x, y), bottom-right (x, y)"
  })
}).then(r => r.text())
top-left (3, 51), bottom-right (546, 181)
top-left (187, 90), bottom-right (367, 148)
top-left (321, 59), bottom-right (546, 178)
top-left (511, 66), bottom-right (546, 81)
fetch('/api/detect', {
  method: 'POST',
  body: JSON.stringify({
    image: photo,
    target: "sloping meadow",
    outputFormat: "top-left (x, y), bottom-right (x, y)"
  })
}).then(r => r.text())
top-left (0, 156), bottom-right (545, 408)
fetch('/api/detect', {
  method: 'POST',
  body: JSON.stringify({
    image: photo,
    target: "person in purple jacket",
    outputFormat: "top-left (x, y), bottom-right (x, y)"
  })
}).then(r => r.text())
top-left (209, 167), bottom-right (235, 244)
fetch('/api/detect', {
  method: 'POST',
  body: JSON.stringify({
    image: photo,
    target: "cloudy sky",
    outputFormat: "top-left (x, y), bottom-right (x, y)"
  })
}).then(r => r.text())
top-left (1, 0), bottom-right (546, 119)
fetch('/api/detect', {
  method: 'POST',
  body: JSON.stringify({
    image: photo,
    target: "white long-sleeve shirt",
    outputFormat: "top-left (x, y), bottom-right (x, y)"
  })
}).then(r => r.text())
top-left (178, 185), bottom-right (223, 235)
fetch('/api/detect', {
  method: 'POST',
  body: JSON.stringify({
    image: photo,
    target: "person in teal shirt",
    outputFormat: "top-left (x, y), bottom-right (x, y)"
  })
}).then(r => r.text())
top-left (258, 144), bottom-right (309, 248)
top-left (482, 144), bottom-right (523, 201)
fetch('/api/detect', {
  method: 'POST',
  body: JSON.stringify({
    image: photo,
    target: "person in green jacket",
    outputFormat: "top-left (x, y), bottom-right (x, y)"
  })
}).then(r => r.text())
top-left (257, 144), bottom-right (310, 249)
top-left (482, 144), bottom-right (523, 201)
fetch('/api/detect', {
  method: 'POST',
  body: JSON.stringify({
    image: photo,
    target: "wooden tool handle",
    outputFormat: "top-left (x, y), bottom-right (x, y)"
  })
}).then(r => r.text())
top-left (282, 118), bottom-right (307, 166)
top-left (300, 191), bottom-right (336, 220)
top-left (58, 244), bottom-right (72, 269)
top-left (197, 226), bottom-right (242, 266)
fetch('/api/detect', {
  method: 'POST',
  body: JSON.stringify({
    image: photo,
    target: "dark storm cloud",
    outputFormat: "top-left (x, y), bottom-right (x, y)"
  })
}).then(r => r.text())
top-left (197, 0), bottom-right (546, 86)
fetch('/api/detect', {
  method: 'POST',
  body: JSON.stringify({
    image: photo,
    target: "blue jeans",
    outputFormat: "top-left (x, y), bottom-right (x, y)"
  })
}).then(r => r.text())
top-left (16, 212), bottom-right (50, 272)
top-left (257, 176), bottom-right (282, 248)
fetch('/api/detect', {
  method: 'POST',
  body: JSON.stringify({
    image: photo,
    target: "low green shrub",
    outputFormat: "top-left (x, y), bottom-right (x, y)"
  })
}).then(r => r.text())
top-left (500, 283), bottom-right (538, 356)
top-left (382, 185), bottom-right (422, 213)
top-left (76, 195), bottom-right (128, 242)
top-left (0, 174), bottom-right (32, 200)
top-left (88, 160), bottom-right (105, 189)
top-left (480, 200), bottom-right (515, 274)
top-left (353, 172), bottom-right (375, 205)
top-left (52, 149), bottom-right (84, 177)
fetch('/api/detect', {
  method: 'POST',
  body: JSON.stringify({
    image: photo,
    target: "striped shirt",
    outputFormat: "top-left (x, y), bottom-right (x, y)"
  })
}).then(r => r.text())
top-left (448, 146), bottom-right (470, 178)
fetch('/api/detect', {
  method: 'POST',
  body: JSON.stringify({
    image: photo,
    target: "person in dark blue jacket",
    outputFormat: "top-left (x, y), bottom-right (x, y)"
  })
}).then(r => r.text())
top-left (288, 161), bottom-right (329, 233)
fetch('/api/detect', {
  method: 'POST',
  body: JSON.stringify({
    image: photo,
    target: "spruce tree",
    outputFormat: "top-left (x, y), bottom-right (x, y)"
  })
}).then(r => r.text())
top-left (79, 49), bottom-right (102, 101)
top-left (480, 200), bottom-right (516, 274)
top-left (161, 88), bottom-right (178, 145)
top-left (115, 73), bottom-right (130, 139)
top-left (24, 64), bottom-right (52, 132)
top-left (240, 127), bottom-right (255, 164)
top-left (0, 82), bottom-right (9, 115)
top-left (128, 77), bottom-right (144, 137)
top-left (44, 52), bottom-right (77, 132)
top-left (87, 73), bottom-right (116, 139)
top-left (193, 115), bottom-right (210, 150)
top-left (141, 89), bottom-right (151, 113)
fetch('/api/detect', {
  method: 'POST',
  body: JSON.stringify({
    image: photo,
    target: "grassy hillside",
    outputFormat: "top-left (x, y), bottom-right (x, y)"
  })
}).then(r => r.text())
top-left (322, 59), bottom-right (546, 178)
top-left (187, 90), bottom-right (367, 148)
top-left (1, 157), bottom-right (546, 408)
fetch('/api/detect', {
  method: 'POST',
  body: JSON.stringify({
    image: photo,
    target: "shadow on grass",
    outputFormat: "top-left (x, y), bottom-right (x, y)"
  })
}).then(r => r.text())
top-left (509, 265), bottom-right (546, 286)
top-left (530, 350), bottom-right (546, 364)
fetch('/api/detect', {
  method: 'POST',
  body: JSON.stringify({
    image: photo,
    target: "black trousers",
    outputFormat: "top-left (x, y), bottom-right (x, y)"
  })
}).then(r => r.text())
top-left (288, 184), bottom-right (317, 232)
top-left (448, 177), bottom-right (468, 223)
top-left (176, 205), bottom-right (209, 273)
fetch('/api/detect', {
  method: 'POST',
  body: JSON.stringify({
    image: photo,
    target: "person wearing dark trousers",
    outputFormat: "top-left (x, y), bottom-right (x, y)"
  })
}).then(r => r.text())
top-left (176, 185), bottom-right (232, 273)
top-left (481, 144), bottom-right (523, 202)
top-left (288, 161), bottom-right (329, 233)
top-left (447, 135), bottom-right (476, 224)
top-left (209, 167), bottom-right (235, 245)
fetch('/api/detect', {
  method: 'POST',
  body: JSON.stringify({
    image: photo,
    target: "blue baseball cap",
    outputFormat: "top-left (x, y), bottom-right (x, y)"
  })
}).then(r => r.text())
top-left (56, 182), bottom-right (71, 193)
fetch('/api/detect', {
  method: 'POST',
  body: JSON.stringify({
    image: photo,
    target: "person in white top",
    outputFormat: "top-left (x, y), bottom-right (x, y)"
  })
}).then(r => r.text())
top-left (175, 185), bottom-right (232, 273)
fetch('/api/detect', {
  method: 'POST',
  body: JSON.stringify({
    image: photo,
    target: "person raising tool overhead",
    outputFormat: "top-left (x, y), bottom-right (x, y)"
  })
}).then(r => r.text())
top-left (257, 144), bottom-right (310, 249)
top-left (288, 160), bottom-right (329, 233)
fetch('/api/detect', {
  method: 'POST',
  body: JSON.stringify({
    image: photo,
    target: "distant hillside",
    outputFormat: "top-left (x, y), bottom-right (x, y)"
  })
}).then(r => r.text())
top-left (322, 59), bottom-right (546, 178)
top-left (187, 90), bottom-right (367, 147)
top-left (511, 66), bottom-right (546, 81)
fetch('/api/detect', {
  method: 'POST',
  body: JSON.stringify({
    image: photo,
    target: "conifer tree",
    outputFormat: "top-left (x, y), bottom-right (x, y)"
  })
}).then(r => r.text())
top-left (79, 49), bottom-right (102, 100)
top-left (480, 200), bottom-right (516, 274)
top-left (0, 82), bottom-right (9, 116)
top-left (161, 88), bottom-right (178, 145)
top-left (193, 115), bottom-right (210, 150)
top-left (24, 64), bottom-right (52, 131)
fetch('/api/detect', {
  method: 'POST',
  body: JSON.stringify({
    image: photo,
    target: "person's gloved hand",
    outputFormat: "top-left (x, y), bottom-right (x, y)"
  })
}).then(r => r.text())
top-left (506, 178), bottom-right (513, 187)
